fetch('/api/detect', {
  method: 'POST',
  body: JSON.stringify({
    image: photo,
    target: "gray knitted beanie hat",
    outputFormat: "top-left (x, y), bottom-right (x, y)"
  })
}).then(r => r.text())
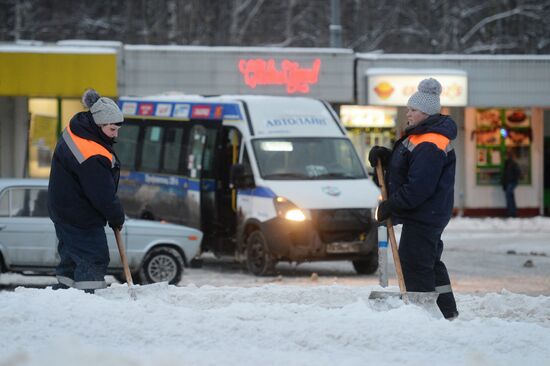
top-left (82, 89), bottom-right (124, 125)
top-left (407, 78), bottom-right (442, 116)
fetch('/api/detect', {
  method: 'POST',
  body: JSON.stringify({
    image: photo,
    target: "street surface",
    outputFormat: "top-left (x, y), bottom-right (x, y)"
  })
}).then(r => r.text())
top-left (3, 219), bottom-right (549, 295)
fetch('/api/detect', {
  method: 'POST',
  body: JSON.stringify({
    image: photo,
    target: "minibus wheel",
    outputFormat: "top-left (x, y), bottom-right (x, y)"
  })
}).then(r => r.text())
top-left (352, 252), bottom-right (379, 275)
top-left (139, 246), bottom-right (184, 284)
top-left (246, 230), bottom-right (276, 276)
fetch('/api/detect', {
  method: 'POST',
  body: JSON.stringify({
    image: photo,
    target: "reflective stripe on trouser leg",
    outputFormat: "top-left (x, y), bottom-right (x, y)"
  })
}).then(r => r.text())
top-left (57, 275), bottom-right (75, 287)
top-left (434, 256), bottom-right (458, 318)
top-left (435, 284), bottom-right (453, 294)
top-left (74, 280), bottom-right (107, 290)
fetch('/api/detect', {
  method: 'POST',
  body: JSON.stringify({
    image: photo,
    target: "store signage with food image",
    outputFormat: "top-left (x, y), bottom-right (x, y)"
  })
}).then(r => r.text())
top-left (476, 109), bottom-right (502, 129)
top-left (477, 148), bottom-right (488, 165)
top-left (476, 130), bottom-right (501, 145)
top-left (504, 108), bottom-right (531, 145)
top-left (475, 109), bottom-right (502, 145)
top-left (473, 107), bottom-right (532, 186)
top-left (505, 129), bottom-right (531, 146)
top-left (373, 81), bottom-right (394, 100)
top-left (505, 108), bottom-right (530, 128)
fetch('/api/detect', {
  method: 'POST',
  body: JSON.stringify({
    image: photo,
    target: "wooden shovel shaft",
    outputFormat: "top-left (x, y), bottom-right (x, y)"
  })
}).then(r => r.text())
top-left (114, 228), bottom-right (134, 286)
top-left (376, 161), bottom-right (408, 300)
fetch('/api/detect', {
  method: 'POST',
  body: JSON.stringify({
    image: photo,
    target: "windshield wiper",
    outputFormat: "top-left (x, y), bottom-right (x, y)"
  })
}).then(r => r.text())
top-left (263, 172), bottom-right (311, 180)
top-left (312, 172), bottom-right (361, 179)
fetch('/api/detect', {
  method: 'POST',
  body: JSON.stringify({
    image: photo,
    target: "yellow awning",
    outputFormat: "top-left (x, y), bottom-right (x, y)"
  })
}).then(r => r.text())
top-left (0, 50), bottom-right (117, 97)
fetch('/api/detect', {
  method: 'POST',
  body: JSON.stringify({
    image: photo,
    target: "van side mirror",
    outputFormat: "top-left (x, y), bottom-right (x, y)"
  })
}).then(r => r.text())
top-left (230, 163), bottom-right (255, 189)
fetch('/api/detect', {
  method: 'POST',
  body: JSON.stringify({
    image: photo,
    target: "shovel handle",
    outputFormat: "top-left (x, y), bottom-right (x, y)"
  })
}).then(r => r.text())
top-left (376, 161), bottom-right (408, 300)
top-left (114, 228), bottom-right (134, 287)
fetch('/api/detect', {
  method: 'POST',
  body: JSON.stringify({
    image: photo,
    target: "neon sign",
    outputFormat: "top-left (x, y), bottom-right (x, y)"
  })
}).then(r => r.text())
top-left (238, 58), bottom-right (321, 94)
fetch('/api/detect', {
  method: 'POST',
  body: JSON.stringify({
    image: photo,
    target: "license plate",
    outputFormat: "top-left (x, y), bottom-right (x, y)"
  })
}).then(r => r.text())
top-left (326, 242), bottom-right (361, 254)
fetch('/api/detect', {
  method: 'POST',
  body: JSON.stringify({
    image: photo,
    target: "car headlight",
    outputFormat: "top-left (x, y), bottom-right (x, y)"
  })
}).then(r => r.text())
top-left (274, 197), bottom-right (306, 222)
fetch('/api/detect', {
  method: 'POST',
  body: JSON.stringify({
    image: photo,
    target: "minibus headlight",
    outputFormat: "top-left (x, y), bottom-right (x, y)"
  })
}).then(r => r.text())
top-left (284, 208), bottom-right (306, 222)
top-left (274, 197), bottom-right (306, 222)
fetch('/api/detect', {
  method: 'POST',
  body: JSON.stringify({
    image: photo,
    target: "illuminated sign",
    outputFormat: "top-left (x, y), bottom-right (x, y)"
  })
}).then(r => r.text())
top-left (340, 106), bottom-right (397, 128)
top-left (238, 58), bottom-right (321, 94)
top-left (367, 69), bottom-right (468, 106)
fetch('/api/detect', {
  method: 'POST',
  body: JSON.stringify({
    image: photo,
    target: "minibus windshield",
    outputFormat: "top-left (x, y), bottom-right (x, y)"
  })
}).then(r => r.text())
top-left (252, 138), bottom-right (366, 180)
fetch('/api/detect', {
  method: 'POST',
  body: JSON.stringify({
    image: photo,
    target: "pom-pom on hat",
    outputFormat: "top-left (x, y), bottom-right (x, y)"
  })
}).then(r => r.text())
top-left (407, 78), bottom-right (442, 116)
top-left (82, 89), bottom-right (124, 125)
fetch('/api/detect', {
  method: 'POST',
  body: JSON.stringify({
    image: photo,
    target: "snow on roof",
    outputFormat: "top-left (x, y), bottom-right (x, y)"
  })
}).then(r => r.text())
top-left (56, 39), bottom-right (123, 48)
top-left (0, 45), bottom-right (116, 54)
top-left (366, 68), bottom-right (467, 76)
top-left (124, 44), bottom-right (353, 55)
top-left (357, 52), bottom-right (550, 61)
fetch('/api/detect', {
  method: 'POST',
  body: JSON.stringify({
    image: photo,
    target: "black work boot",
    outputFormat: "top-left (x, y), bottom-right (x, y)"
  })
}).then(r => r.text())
top-left (444, 310), bottom-right (459, 321)
top-left (50, 283), bottom-right (70, 290)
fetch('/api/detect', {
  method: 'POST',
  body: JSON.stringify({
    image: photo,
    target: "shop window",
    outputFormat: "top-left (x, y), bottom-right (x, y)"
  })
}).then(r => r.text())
top-left (341, 106), bottom-right (397, 166)
top-left (474, 108), bottom-right (531, 185)
top-left (28, 99), bottom-right (58, 178)
top-left (28, 98), bottom-right (83, 178)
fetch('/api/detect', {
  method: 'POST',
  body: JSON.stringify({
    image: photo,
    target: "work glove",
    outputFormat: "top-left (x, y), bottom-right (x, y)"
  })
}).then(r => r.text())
top-left (368, 146), bottom-right (392, 169)
top-left (108, 216), bottom-right (125, 232)
top-left (375, 200), bottom-right (394, 222)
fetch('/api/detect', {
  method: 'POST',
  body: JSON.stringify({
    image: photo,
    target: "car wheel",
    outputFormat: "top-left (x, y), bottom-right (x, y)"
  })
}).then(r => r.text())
top-left (246, 230), bottom-right (276, 276)
top-left (352, 252), bottom-right (379, 275)
top-left (139, 247), bottom-right (184, 284)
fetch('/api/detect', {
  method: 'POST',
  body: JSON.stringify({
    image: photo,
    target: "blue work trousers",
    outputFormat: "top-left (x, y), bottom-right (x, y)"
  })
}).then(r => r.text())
top-left (54, 222), bottom-right (109, 291)
top-left (398, 222), bottom-right (458, 318)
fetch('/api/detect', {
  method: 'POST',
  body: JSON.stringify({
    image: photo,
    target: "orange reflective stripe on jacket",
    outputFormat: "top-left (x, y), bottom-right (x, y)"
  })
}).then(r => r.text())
top-left (405, 133), bottom-right (453, 154)
top-left (62, 126), bottom-right (115, 167)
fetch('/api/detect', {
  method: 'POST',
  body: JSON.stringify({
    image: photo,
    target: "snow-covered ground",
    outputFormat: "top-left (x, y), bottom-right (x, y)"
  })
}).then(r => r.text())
top-left (1, 217), bottom-right (550, 366)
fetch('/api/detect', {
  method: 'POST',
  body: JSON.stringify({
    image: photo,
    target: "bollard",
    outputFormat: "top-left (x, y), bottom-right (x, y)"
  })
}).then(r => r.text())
top-left (377, 225), bottom-right (388, 287)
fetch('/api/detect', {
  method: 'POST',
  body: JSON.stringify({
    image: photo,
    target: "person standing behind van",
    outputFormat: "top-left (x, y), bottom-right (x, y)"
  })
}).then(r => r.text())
top-left (48, 89), bottom-right (125, 293)
top-left (501, 151), bottom-right (521, 217)
top-left (368, 78), bottom-right (459, 320)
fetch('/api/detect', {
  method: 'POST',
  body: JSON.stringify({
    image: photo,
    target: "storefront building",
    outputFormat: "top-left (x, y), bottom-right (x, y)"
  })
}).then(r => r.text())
top-left (0, 43), bottom-right (119, 178)
top-left (354, 54), bottom-right (550, 216)
top-left (1, 42), bottom-right (354, 182)
top-left (1, 42), bottom-right (549, 217)
top-left (118, 45), bottom-right (354, 102)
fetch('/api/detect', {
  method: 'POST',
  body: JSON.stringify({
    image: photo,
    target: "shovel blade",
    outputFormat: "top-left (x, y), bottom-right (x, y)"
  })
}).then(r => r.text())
top-left (369, 290), bottom-right (439, 305)
top-left (369, 290), bottom-right (441, 317)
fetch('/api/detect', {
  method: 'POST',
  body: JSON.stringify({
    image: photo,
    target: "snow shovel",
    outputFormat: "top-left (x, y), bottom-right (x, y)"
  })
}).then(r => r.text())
top-left (114, 228), bottom-right (137, 301)
top-left (368, 161), bottom-right (439, 308)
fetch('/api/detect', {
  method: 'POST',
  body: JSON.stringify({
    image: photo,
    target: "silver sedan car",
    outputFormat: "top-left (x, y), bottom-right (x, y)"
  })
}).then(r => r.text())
top-left (0, 179), bottom-right (202, 285)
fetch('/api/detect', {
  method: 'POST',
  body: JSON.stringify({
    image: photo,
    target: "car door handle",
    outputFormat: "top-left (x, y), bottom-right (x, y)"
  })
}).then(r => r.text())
top-left (0, 225), bottom-right (6, 231)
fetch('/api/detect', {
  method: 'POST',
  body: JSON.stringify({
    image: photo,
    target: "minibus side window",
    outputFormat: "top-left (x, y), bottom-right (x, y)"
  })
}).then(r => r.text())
top-left (162, 126), bottom-right (184, 174)
top-left (141, 126), bottom-right (164, 173)
top-left (242, 146), bottom-right (253, 176)
top-left (116, 124), bottom-right (140, 170)
top-left (220, 127), bottom-right (242, 188)
top-left (201, 128), bottom-right (219, 179)
top-left (187, 125), bottom-right (206, 179)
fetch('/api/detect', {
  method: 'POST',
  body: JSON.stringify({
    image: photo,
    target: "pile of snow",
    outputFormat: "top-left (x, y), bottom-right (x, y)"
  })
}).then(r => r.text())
top-left (446, 216), bottom-right (550, 233)
top-left (1, 283), bottom-right (549, 366)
